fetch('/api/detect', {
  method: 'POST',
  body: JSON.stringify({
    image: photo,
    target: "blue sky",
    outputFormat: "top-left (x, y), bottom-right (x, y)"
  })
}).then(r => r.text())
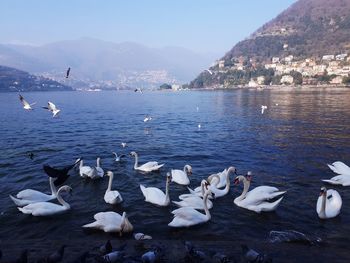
top-left (0, 0), bottom-right (296, 53)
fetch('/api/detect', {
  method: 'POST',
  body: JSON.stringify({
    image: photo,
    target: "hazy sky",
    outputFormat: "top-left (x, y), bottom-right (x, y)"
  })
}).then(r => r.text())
top-left (0, 0), bottom-right (296, 53)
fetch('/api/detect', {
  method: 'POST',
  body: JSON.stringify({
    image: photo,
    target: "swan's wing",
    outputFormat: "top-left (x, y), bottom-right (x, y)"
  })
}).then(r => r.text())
top-left (139, 161), bottom-right (161, 170)
top-left (48, 101), bottom-right (57, 111)
top-left (322, 175), bottom-right (350, 185)
top-left (141, 186), bottom-right (166, 203)
top-left (94, 212), bottom-right (121, 224)
top-left (16, 189), bottom-right (50, 200)
top-left (244, 186), bottom-right (285, 205)
top-left (327, 190), bottom-right (342, 214)
top-left (329, 162), bottom-right (350, 175)
top-left (105, 190), bottom-right (122, 203)
top-left (171, 170), bottom-right (189, 185)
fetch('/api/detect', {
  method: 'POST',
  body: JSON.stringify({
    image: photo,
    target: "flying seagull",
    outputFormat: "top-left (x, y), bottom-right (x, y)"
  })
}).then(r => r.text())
top-left (43, 101), bottom-right (61, 117)
top-left (19, 94), bottom-right (36, 110)
top-left (112, 152), bottom-right (126, 162)
top-left (144, 116), bottom-right (152, 122)
top-left (43, 158), bottom-right (81, 186)
top-left (66, 67), bottom-right (71, 78)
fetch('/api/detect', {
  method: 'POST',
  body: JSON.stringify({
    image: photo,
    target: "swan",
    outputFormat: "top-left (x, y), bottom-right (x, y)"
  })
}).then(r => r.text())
top-left (171, 165), bottom-right (192, 185)
top-left (205, 173), bottom-right (230, 198)
top-left (179, 179), bottom-right (211, 200)
top-left (234, 172), bottom-right (286, 213)
top-left (140, 173), bottom-right (172, 206)
top-left (168, 189), bottom-right (214, 228)
top-left (10, 177), bottom-right (57, 206)
top-left (42, 101), bottom-right (60, 117)
top-left (18, 185), bottom-right (72, 216)
top-left (316, 187), bottom-right (342, 219)
top-left (112, 152), bottom-right (126, 162)
top-left (82, 211), bottom-right (133, 235)
top-left (323, 162), bottom-right (350, 186)
top-left (208, 167), bottom-right (237, 189)
top-left (79, 159), bottom-right (101, 179)
top-left (328, 161), bottom-right (350, 176)
top-left (104, 171), bottom-right (123, 204)
top-left (96, 157), bottom-right (104, 177)
top-left (19, 94), bottom-right (36, 110)
top-left (130, 151), bottom-right (164, 172)
top-left (173, 180), bottom-right (213, 210)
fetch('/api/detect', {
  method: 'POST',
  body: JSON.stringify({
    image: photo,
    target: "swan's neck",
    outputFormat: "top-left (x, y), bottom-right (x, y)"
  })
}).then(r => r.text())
top-left (319, 193), bottom-right (327, 218)
top-left (237, 178), bottom-right (250, 201)
top-left (106, 173), bottom-right (114, 192)
top-left (165, 179), bottom-right (170, 204)
top-left (80, 160), bottom-right (83, 169)
top-left (49, 177), bottom-right (57, 196)
top-left (133, 154), bottom-right (139, 169)
top-left (201, 182), bottom-right (205, 196)
top-left (97, 158), bottom-right (100, 167)
top-left (203, 191), bottom-right (211, 219)
top-left (224, 172), bottom-right (231, 192)
top-left (56, 189), bottom-right (70, 209)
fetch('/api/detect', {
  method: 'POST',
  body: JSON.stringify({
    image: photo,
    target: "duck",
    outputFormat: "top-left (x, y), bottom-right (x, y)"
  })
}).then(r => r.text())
top-left (10, 177), bottom-right (57, 206)
top-left (82, 211), bottom-right (133, 236)
top-left (233, 172), bottom-right (286, 213)
top-left (316, 187), bottom-right (342, 219)
top-left (171, 165), bottom-right (192, 185)
top-left (104, 171), bottom-right (123, 204)
top-left (322, 161), bottom-right (350, 186)
top-left (140, 173), bottom-right (172, 206)
top-left (130, 151), bottom-right (164, 172)
top-left (173, 180), bottom-right (213, 210)
top-left (169, 188), bottom-right (214, 228)
top-left (18, 185), bottom-right (72, 216)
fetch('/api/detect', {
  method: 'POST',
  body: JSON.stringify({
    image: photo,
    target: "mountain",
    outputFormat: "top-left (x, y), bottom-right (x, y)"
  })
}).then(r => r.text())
top-left (0, 38), bottom-right (218, 89)
top-left (189, 0), bottom-right (350, 88)
top-left (0, 65), bottom-right (72, 92)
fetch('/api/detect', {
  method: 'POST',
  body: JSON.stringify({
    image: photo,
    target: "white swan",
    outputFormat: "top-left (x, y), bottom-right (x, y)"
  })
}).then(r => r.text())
top-left (206, 173), bottom-right (231, 198)
top-left (171, 165), bottom-right (192, 185)
top-left (10, 177), bottom-right (57, 206)
top-left (208, 167), bottom-right (237, 189)
top-left (130, 151), bottom-right (164, 172)
top-left (140, 173), bottom-right (171, 206)
top-left (18, 185), bottom-right (72, 216)
top-left (179, 179), bottom-right (210, 200)
top-left (19, 94), bottom-right (36, 110)
top-left (168, 189), bottom-right (214, 228)
top-left (42, 101), bottom-right (60, 117)
top-left (316, 187), bottom-right (342, 219)
top-left (79, 159), bottom-right (101, 179)
top-left (82, 211), bottom-right (133, 235)
top-left (104, 171), bottom-right (123, 204)
top-left (95, 157), bottom-right (104, 177)
top-left (173, 180), bottom-right (213, 210)
top-left (234, 173), bottom-right (286, 213)
top-left (323, 161), bottom-right (350, 186)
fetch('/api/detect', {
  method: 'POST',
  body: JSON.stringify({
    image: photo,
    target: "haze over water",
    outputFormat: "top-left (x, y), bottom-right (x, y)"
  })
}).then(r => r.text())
top-left (0, 88), bottom-right (350, 261)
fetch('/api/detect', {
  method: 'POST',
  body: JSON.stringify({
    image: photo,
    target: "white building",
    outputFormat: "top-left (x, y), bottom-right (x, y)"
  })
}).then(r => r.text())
top-left (322, 55), bottom-right (335, 61)
top-left (280, 75), bottom-right (294, 84)
top-left (272, 57), bottom-right (280, 63)
top-left (257, 76), bottom-right (265, 85)
top-left (336, 54), bottom-right (348, 61)
top-left (285, 55), bottom-right (294, 63)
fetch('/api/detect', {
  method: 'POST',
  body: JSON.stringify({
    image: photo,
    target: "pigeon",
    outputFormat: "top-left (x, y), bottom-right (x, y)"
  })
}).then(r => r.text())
top-left (99, 240), bottom-right (113, 255)
top-left (141, 246), bottom-right (162, 263)
top-left (184, 241), bottom-right (206, 262)
top-left (66, 67), bottom-right (71, 78)
top-left (47, 245), bottom-right (66, 263)
top-left (134, 233), bottom-right (152, 240)
top-left (43, 158), bottom-right (81, 186)
top-left (112, 152), bottom-right (126, 162)
top-left (241, 245), bottom-right (271, 263)
top-left (42, 101), bottom-right (61, 117)
top-left (19, 94), bottom-right (36, 110)
top-left (213, 252), bottom-right (231, 263)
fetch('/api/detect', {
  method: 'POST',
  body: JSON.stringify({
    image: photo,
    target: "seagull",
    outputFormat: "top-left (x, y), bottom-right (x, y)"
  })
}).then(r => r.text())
top-left (43, 101), bottom-right (61, 117)
top-left (66, 67), bottom-right (71, 78)
top-left (121, 142), bottom-right (127, 148)
top-left (112, 152), bottom-right (126, 162)
top-left (261, 105), bottom-right (267, 114)
top-left (144, 116), bottom-right (152, 122)
top-left (19, 94), bottom-right (36, 110)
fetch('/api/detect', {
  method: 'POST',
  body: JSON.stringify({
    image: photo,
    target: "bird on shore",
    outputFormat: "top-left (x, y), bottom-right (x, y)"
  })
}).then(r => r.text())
top-left (66, 67), bottom-right (71, 78)
top-left (19, 94), bottom-right (36, 110)
top-left (142, 246), bottom-right (162, 263)
top-left (241, 245), bottom-right (271, 263)
top-left (42, 101), bottom-right (61, 117)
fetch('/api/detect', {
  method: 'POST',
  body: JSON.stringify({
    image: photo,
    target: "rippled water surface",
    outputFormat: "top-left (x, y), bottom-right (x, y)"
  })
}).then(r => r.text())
top-left (0, 89), bottom-right (350, 261)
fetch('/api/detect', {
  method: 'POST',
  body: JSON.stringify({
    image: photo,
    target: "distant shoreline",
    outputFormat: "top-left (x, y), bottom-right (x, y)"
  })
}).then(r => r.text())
top-left (189, 84), bottom-right (350, 91)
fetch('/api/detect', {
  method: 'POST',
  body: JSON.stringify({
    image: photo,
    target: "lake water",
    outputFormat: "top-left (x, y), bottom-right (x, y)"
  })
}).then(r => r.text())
top-left (0, 88), bottom-right (350, 262)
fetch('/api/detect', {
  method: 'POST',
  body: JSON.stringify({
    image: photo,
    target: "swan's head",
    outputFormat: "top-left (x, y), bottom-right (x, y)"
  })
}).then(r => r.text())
top-left (185, 165), bottom-right (192, 175)
top-left (233, 175), bottom-right (246, 185)
top-left (106, 171), bottom-right (113, 177)
top-left (130, 151), bottom-right (137, 157)
top-left (246, 171), bottom-right (253, 181)
top-left (59, 185), bottom-right (73, 195)
top-left (228, 166), bottom-right (238, 175)
top-left (320, 187), bottom-right (327, 196)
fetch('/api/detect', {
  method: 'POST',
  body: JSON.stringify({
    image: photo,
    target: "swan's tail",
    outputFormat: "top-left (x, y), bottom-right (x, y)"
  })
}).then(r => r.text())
top-left (82, 221), bottom-right (99, 228)
top-left (179, 193), bottom-right (194, 200)
top-left (268, 191), bottom-right (286, 200)
top-left (153, 164), bottom-right (164, 170)
top-left (187, 187), bottom-right (196, 195)
top-left (322, 179), bottom-right (340, 185)
top-left (172, 201), bottom-right (183, 207)
top-left (17, 207), bottom-right (32, 214)
top-left (260, 196), bottom-right (284, 212)
top-left (9, 195), bottom-right (26, 207)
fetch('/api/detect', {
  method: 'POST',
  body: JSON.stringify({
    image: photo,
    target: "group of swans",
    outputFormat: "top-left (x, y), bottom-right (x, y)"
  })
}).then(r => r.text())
top-left (79, 157), bottom-right (104, 179)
